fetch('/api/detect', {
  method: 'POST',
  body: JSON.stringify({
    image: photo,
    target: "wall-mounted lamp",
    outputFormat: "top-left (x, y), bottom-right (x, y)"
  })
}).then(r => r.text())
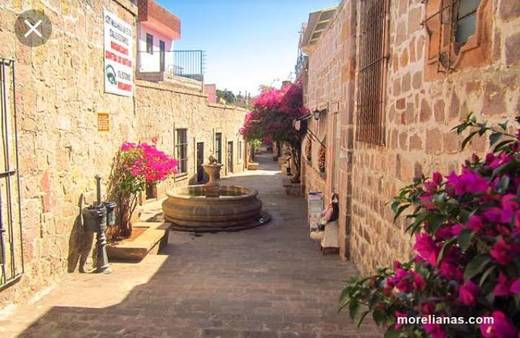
top-left (312, 106), bottom-right (328, 120)
top-left (292, 114), bottom-right (326, 148)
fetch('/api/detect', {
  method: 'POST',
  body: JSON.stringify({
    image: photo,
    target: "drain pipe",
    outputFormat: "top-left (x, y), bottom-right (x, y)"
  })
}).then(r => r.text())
top-left (95, 175), bottom-right (102, 206)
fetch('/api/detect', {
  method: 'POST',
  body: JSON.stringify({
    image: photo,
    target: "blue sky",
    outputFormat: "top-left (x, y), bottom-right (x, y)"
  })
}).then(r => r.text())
top-left (159, 0), bottom-right (339, 96)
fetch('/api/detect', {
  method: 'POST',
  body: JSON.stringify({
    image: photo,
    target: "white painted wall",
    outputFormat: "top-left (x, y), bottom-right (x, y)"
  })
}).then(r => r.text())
top-left (137, 24), bottom-right (174, 73)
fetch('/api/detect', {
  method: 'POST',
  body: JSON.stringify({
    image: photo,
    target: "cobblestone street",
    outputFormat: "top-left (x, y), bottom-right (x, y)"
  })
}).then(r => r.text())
top-left (0, 152), bottom-right (378, 338)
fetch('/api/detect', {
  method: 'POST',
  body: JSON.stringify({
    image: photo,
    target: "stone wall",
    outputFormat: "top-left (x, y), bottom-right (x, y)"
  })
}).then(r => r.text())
top-left (302, 0), bottom-right (520, 274)
top-left (301, 0), bottom-right (357, 256)
top-left (0, 0), bottom-right (139, 309)
top-left (0, 0), bottom-right (246, 310)
top-left (135, 80), bottom-right (247, 196)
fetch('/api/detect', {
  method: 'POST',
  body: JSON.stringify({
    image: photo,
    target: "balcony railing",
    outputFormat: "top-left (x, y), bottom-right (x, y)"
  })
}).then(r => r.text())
top-left (137, 50), bottom-right (206, 82)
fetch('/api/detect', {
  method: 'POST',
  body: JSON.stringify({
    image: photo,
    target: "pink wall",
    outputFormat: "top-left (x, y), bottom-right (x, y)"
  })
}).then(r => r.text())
top-left (204, 84), bottom-right (217, 104)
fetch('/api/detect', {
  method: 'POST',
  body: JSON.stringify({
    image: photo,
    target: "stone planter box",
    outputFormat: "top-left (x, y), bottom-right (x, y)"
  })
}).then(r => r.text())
top-left (247, 162), bottom-right (259, 170)
top-left (282, 177), bottom-right (303, 196)
top-left (278, 156), bottom-right (289, 166)
top-left (107, 222), bottom-right (170, 261)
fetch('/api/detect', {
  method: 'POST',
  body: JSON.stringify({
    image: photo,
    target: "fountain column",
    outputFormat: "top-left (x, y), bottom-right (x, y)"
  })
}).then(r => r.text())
top-left (203, 163), bottom-right (222, 198)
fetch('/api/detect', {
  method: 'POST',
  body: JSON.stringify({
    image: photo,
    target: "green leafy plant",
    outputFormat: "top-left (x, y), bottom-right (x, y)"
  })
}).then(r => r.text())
top-left (305, 138), bottom-right (312, 162)
top-left (318, 142), bottom-right (326, 173)
top-left (107, 142), bottom-right (177, 240)
top-left (340, 115), bottom-right (520, 338)
top-left (239, 82), bottom-right (308, 182)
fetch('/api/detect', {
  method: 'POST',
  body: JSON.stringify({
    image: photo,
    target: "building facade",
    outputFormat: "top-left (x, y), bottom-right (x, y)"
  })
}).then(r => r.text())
top-left (136, 0), bottom-right (180, 76)
top-left (0, 0), bottom-right (245, 309)
top-left (299, 0), bottom-right (520, 274)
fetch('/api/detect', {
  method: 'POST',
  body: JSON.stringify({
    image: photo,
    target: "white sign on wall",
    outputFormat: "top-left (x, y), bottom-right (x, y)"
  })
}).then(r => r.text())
top-left (103, 10), bottom-right (133, 97)
top-left (308, 191), bottom-right (324, 230)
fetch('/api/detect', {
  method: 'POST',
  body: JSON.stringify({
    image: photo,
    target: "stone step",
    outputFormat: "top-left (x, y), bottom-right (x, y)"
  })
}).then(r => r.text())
top-left (106, 222), bottom-right (170, 262)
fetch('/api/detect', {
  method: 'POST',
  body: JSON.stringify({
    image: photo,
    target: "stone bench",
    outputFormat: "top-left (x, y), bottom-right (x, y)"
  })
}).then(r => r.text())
top-left (310, 220), bottom-right (339, 255)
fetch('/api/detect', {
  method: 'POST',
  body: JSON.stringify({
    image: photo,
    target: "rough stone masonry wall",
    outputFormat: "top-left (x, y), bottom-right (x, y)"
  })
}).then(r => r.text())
top-left (349, 0), bottom-right (520, 275)
top-left (135, 80), bottom-right (247, 195)
top-left (0, 0), bottom-right (246, 310)
top-left (302, 0), bottom-right (357, 256)
top-left (0, 0), bottom-right (138, 308)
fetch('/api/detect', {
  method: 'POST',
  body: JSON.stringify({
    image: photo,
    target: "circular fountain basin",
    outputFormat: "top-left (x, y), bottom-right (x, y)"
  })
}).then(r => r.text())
top-left (162, 185), bottom-right (270, 232)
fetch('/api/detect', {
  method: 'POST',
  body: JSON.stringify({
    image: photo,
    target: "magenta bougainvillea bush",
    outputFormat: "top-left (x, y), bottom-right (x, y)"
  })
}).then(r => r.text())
top-left (340, 115), bottom-right (520, 338)
top-left (240, 82), bottom-right (308, 181)
top-left (107, 142), bottom-right (177, 239)
top-left (120, 142), bottom-right (177, 184)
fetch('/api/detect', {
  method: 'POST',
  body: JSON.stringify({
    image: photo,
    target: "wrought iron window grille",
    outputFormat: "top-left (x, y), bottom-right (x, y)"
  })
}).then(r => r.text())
top-left (0, 58), bottom-right (24, 290)
top-left (355, 0), bottom-right (390, 145)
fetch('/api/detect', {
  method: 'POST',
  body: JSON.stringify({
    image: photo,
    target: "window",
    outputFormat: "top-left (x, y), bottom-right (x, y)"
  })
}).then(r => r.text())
top-left (238, 139), bottom-right (242, 161)
top-left (454, 0), bottom-right (480, 45)
top-left (424, 0), bottom-right (490, 74)
top-left (146, 33), bottom-right (153, 54)
top-left (356, 0), bottom-right (389, 145)
top-left (0, 59), bottom-right (24, 288)
top-left (215, 132), bottom-right (222, 163)
top-left (175, 129), bottom-right (187, 174)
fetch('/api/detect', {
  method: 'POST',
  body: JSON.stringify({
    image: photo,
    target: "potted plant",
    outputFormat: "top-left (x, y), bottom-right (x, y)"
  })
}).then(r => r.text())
top-left (305, 139), bottom-right (312, 162)
top-left (106, 142), bottom-right (177, 241)
top-left (339, 115), bottom-right (520, 337)
top-left (318, 143), bottom-right (326, 176)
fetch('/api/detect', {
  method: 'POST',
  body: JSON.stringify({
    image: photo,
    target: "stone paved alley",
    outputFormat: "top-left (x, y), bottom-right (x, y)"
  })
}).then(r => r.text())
top-left (0, 152), bottom-right (378, 338)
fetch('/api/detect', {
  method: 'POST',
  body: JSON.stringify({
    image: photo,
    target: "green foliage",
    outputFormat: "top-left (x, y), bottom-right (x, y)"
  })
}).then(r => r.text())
top-left (340, 115), bottom-right (520, 337)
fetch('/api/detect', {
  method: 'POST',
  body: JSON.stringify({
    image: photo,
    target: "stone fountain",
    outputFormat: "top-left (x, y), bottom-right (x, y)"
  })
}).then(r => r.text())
top-left (162, 156), bottom-right (270, 232)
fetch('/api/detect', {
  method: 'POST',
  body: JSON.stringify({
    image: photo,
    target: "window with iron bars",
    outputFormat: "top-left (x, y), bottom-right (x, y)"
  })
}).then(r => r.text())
top-left (146, 33), bottom-right (153, 54)
top-left (175, 129), bottom-right (188, 174)
top-left (424, 0), bottom-right (482, 72)
top-left (356, 0), bottom-right (389, 145)
top-left (0, 59), bottom-right (24, 290)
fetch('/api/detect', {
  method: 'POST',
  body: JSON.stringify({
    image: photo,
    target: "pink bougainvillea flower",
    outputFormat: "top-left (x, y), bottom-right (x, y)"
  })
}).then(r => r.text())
top-left (446, 168), bottom-right (489, 196)
top-left (423, 181), bottom-right (438, 194)
top-left (466, 215), bottom-right (485, 232)
top-left (414, 233), bottom-right (440, 266)
top-left (439, 260), bottom-right (463, 281)
top-left (449, 223), bottom-right (464, 236)
top-left (423, 323), bottom-right (446, 338)
top-left (438, 246), bottom-right (463, 281)
top-left (484, 207), bottom-right (504, 224)
top-left (121, 142), bottom-right (136, 151)
top-left (412, 271), bottom-right (426, 290)
top-left (121, 142), bottom-right (177, 184)
top-left (499, 194), bottom-right (519, 224)
top-left (419, 194), bottom-right (436, 210)
top-left (490, 238), bottom-right (512, 265)
top-left (432, 171), bottom-right (443, 185)
top-left (493, 272), bottom-right (512, 297)
top-left (510, 279), bottom-right (520, 294)
top-left (420, 302), bottom-right (435, 315)
top-left (480, 311), bottom-right (518, 338)
top-left (459, 280), bottom-right (479, 306)
top-left (485, 152), bottom-right (512, 170)
top-left (435, 224), bottom-right (458, 239)
top-left (389, 267), bottom-right (412, 292)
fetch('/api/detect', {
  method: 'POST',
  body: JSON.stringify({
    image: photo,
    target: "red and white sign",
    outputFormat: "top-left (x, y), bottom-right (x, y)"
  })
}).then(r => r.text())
top-left (103, 10), bottom-right (133, 97)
